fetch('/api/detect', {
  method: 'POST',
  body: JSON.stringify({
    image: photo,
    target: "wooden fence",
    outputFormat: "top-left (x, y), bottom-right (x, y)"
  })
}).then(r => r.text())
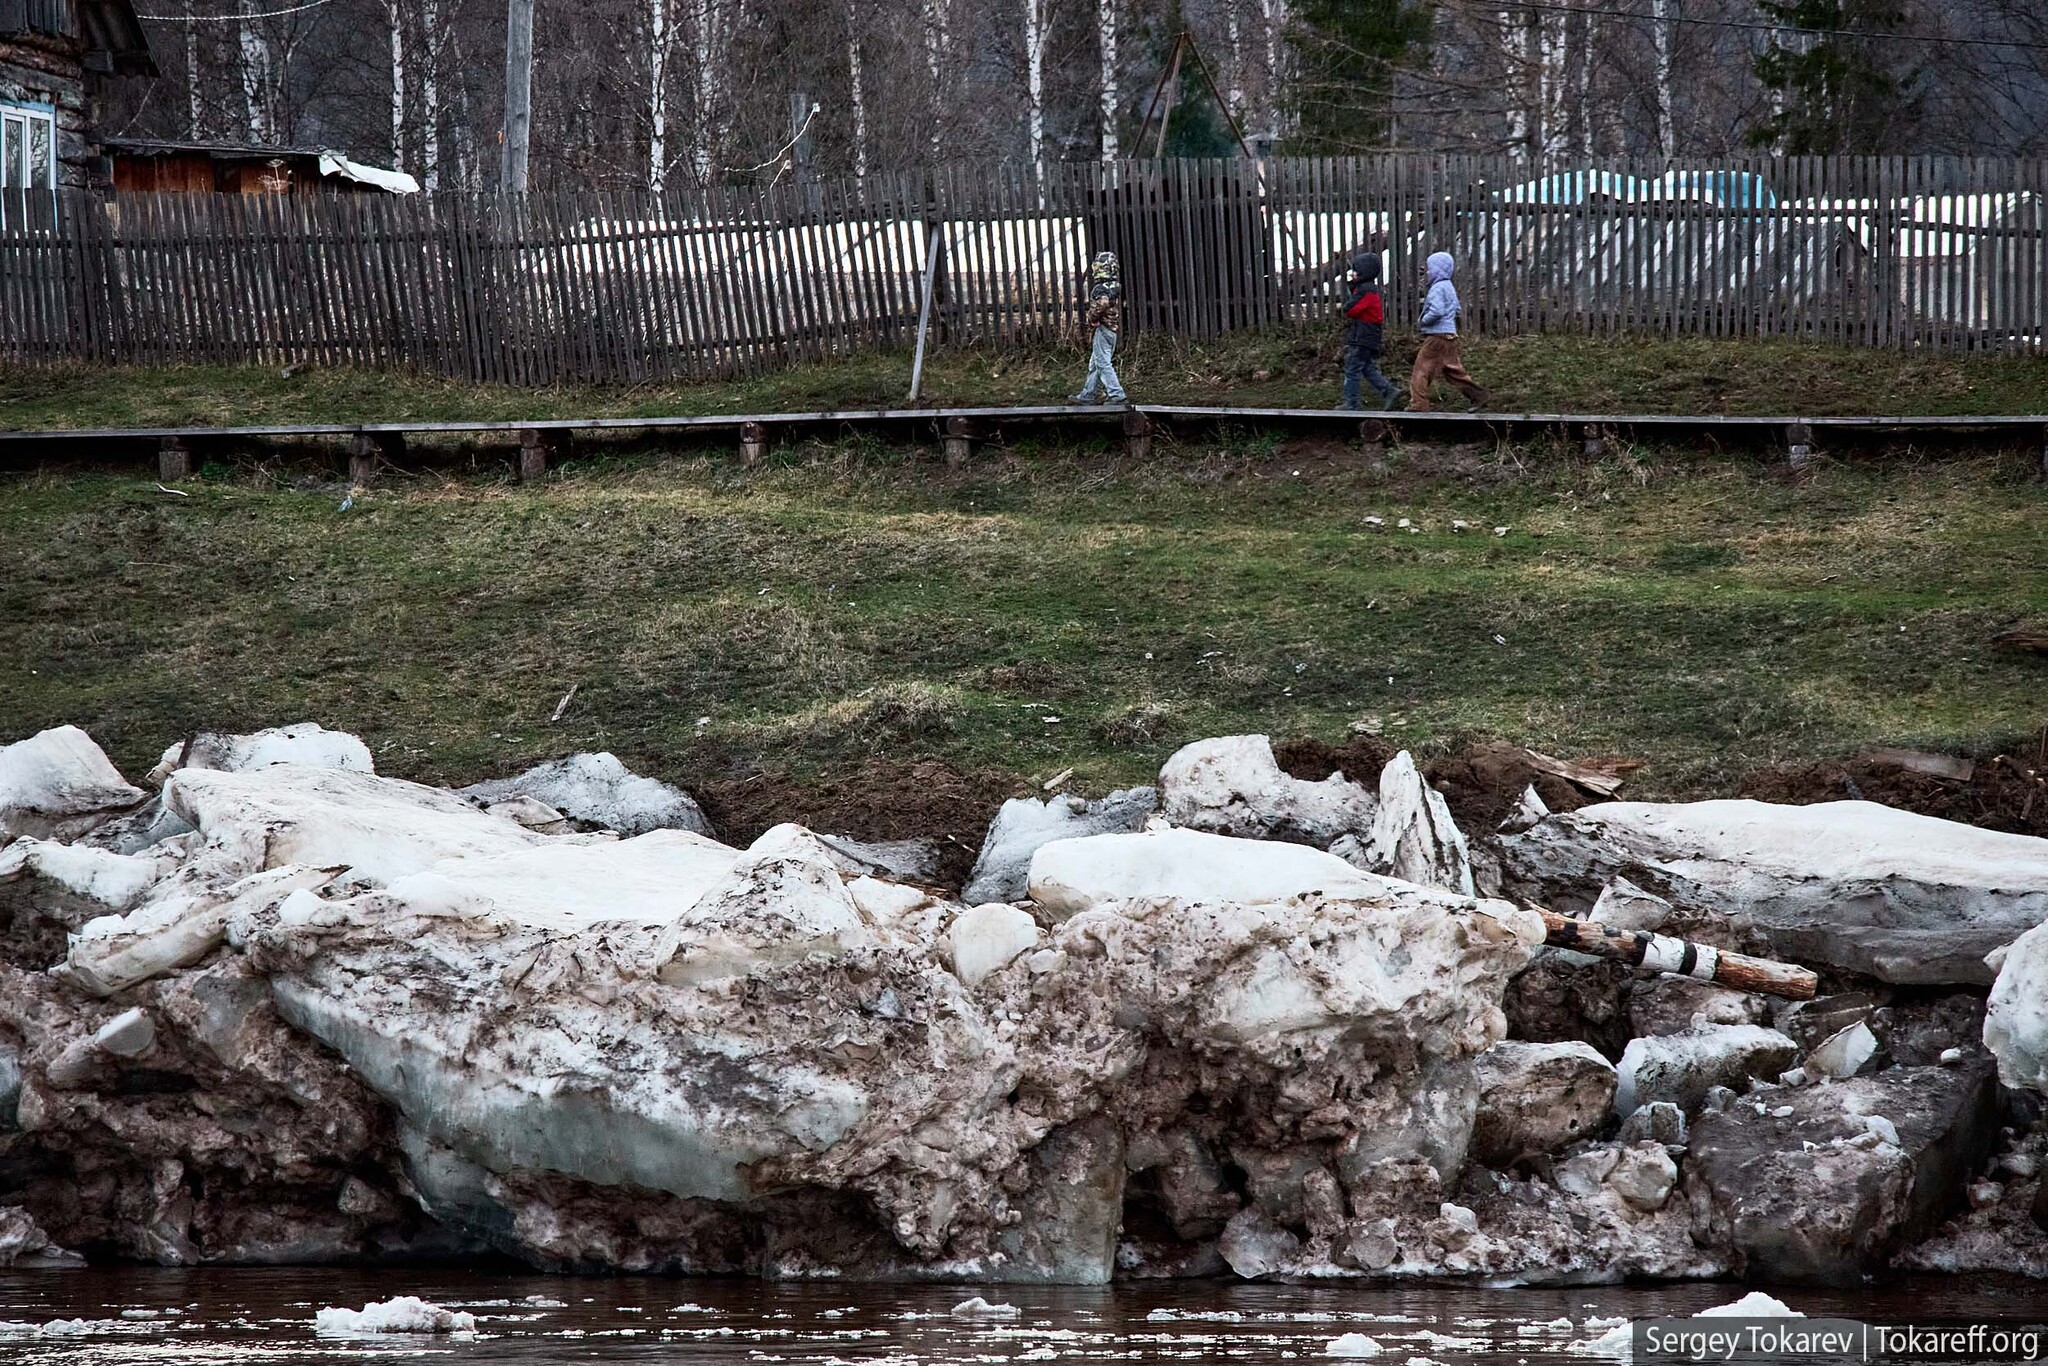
top-left (2, 155), bottom-right (2044, 385)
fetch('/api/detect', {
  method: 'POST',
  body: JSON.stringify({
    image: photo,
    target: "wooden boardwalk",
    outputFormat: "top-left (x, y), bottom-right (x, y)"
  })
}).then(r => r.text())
top-left (3, 404), bottom-right (2043, 482)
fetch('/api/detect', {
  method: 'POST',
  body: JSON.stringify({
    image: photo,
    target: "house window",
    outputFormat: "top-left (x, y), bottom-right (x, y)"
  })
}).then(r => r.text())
top-left (1, 103), bottom-right (57, 191)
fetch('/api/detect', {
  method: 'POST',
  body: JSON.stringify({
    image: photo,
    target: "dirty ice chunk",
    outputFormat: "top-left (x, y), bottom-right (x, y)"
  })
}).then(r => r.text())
top-left (164, 765), bottom-right (542, 885)
top-left (460, 752), bottom-right (713, 837)
top-left (0, 726), bottom-right (144, 840)
top-left (393, 829), bottom-right (740, 931)
top-left (147, 723), bottom-right (373, 785)
top-left (1160, 735), bottom-right (1375, 846)
top-left (1029, 826), bottom-right (1393, 920)
top-left (313, 1296), bottom-right (477, 1335)
top-left (945, 903), bottom-right (1041, 986)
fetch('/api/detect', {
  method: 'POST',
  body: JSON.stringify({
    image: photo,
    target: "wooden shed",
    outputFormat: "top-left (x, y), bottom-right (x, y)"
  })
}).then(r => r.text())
top-left (104, 138), bottom-right (420, 195)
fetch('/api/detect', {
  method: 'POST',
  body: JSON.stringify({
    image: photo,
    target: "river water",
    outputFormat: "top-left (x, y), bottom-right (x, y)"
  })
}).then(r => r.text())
top-left (0, 1270), bottom-right (2035, 1366)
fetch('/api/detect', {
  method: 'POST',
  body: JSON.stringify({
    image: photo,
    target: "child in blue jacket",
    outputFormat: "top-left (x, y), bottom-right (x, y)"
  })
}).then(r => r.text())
top-left (1407, 251), bottom-right (1490, 412)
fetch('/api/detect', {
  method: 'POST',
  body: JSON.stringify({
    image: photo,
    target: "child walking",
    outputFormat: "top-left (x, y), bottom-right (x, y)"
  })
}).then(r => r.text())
top-left (1071, 251), bottom-right (1127, 405)
top-left (1408, 251), bottom-right (1490, 412)
top-left (1338, 252), bottom-right (1398, 410)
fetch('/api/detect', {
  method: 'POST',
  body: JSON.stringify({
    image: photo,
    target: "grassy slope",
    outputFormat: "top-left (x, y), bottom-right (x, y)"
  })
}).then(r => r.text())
top-left (2, 331), bottom-right (2046, 430)
top-left (3, 434), bottom-right (2042, 807)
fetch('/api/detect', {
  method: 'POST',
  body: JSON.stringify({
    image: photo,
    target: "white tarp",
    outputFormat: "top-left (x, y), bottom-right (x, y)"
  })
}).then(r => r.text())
top-left (318, 152), bottom-right (419, 196)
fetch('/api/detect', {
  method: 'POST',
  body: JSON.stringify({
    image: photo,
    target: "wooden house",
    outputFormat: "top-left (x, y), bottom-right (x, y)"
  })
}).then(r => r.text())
top-left (0, 0), bottom-right (152, 191)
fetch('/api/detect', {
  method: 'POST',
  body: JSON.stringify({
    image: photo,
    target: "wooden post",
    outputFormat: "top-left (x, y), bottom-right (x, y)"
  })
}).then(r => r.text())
top-left (348, 432), bottom-right (407, 487)
top-left (1785, 421), bottom-right (1814, 471)
top-left (943, 416), bottom-right (977, 468)
top-left (516, 428), bottom-right (563, 482)
top-left (1123, 410), bottom-right (1154, 460)
top-left (906, 220), bottom-right (943, 403)
top-left (348, 434), bottom-right (378, 487)
top-left (157, 436), bottom-right (191, 481)
top-left (1582, 423), bottom-right (1607, 459)
top-left (740, 421), bottom-right (770, 466)
top-left (1536, 907), bottom-right (1817, 1001)
top-left (501, 0), bottom-right (535, 193)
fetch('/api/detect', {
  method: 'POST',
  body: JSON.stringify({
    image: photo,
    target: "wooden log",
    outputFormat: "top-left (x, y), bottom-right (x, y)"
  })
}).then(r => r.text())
top-left (1536, 907), bottom-right (1817, 1001)
top-left (348, 434), bottom-right (378, 487)
top-left (740, 421), bottom-right (771, 466)
top-left (516, 428), bottom-right (565, 483)
top-left (348, 432), bottom-right (407, 487)
top-left (1785, 421), bottom-right (1815, 471)
top-left (157, 436), bottom-right (191, 482)
top-left (943, 415), bottom-right (978, 469)
top-left (1123, 410), bottom-right (1154, 460)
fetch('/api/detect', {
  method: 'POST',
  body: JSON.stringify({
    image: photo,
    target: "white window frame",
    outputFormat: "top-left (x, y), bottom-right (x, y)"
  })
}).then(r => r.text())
top-left (0, 101), bottom-right (58, 192)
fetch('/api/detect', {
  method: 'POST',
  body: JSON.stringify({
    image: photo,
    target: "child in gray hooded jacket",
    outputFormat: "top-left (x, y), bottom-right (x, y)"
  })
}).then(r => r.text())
top-left (1407, 251), bottom-right (1489, 412)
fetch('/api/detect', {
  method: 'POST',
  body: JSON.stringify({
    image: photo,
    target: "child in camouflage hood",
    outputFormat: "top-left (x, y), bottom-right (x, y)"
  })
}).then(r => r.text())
top-left (1071, 251), bottom-right (1126, 405)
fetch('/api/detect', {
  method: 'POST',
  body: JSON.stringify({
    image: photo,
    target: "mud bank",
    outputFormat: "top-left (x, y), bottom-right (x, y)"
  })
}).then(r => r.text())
top-left (2, 722), bottom-right (2046, 1288)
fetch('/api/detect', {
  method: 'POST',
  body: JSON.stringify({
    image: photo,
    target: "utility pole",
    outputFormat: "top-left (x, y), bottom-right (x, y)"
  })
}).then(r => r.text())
top-left (501, 0), bottom-right (535, 191)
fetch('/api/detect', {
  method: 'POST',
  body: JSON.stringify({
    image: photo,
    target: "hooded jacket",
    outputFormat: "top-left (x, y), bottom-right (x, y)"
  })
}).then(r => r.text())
top-left (1417, 252), bottom-right (1460, 336)
top-left (1084, 252), bottom-right (1123, 331)
top-left (1341, 253), bottom-right (1385, 352)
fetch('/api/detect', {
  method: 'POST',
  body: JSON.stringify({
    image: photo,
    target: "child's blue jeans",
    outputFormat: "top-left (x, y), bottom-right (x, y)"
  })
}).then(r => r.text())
top-left (1343, 344), bottom-right (1396, 409)
top-left (1077, 327), bottom-right (1126, 402)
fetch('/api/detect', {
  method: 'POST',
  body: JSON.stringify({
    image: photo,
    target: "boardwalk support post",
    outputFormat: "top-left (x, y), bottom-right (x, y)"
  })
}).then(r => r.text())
top-left (740, 422), bottom-right (771, 466)
top-left (1786, 421), bottom-right (1814, 471)
top-left (943, 416), bottom-right (979, 468)
top-left (1124, 410), bottom-right (1154, 460)
top-left (157, 436), bottom-right (191, 481)
top-left (516, 429), bottom-right (562, 482)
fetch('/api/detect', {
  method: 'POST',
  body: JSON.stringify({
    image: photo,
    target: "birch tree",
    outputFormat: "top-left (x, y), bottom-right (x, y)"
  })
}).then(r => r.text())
top-left (1651, 0), bottom-right (1676, 158)
top-left (420, 0), bottom-right (442, 191)
top-left (648, 0), bottom-right (674, 191)
top-left (184, 0), bottom-right (202, 137)
top-left (237, 1), bottom-right (274, 142)
top-left (1097, 0), bottom-right (1118, 160)
top-left (1536, 6), bottom-right (1568, 158)
top-left (1023, 0), bottom-right (1049, 185)
top-left (690, 0), bottom-right (744, 185)
top-left (1497, 8), bottom-right (1527, 155)
top-left (923, 0), bottom-right (950, 165)
top-left (1258, 0), bottom-right (1285, 137)
top-left (846, 0), bottom-right (868, 180)
top-left (1223, 0), bottom-right (1244, 120)
top-left (386, 0), bottom-right (405, 170)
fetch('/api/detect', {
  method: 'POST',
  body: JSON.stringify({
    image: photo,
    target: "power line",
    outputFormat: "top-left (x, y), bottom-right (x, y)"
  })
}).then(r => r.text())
top-left (1493, 0), bottom-right (2048, 53)
top-left (134, 0), bottom-right (336, 20)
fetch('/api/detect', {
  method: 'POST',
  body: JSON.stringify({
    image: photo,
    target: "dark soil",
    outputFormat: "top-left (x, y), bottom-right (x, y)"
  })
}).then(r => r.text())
top-left (694, 755), bottom-right (1021, 890)
top-left (1423, 741), bottom-right (1598, 833)
top-left (1272, 735), bottom-right (1397, 787)
top-left (1739, 733), bottom-right (2048, 841)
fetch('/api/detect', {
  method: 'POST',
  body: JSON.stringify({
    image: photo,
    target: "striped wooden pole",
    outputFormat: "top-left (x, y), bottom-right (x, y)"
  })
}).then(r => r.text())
top-left (1537, 907), bottom-right (1817, 1001)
